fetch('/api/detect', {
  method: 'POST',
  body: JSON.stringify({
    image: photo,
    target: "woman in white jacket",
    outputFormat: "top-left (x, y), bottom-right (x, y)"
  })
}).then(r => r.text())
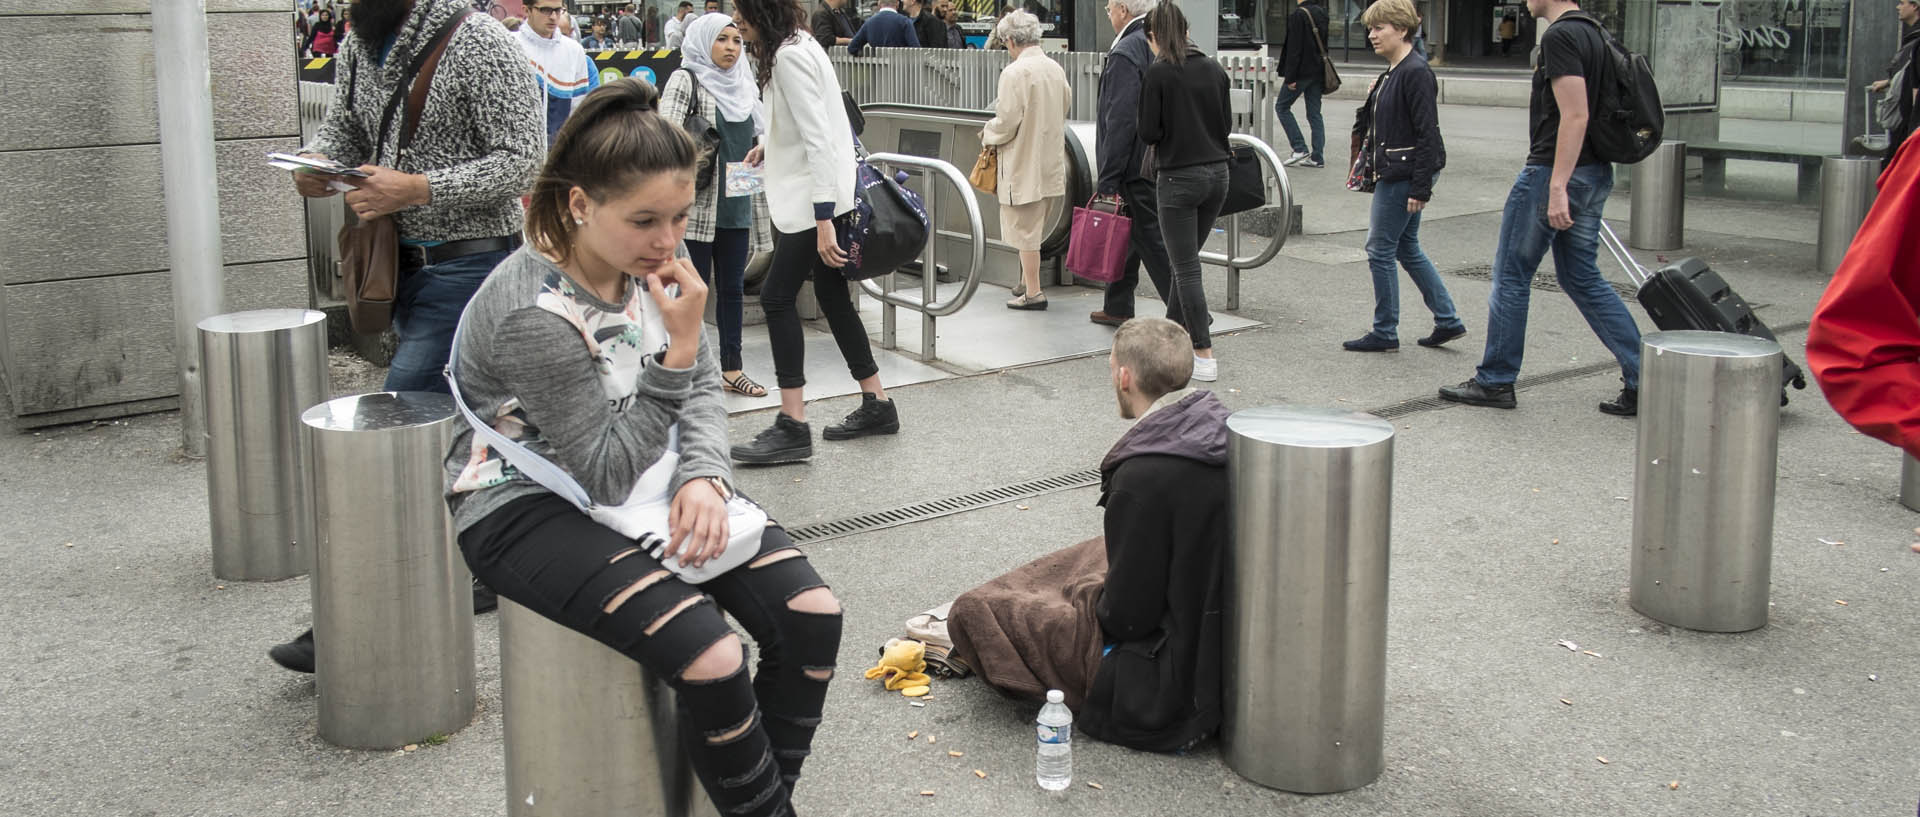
top-left (730, 0), bottom-right (903, 465)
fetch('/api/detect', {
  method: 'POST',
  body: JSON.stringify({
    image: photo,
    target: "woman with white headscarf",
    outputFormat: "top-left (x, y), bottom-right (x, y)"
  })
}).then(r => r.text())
top-left (662, 12), bottom-right (775, 398)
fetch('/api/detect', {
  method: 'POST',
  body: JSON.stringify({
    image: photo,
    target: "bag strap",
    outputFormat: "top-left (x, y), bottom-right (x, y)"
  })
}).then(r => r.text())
top-left (1303, 6), bottom-right (1332, 60)
top-left (443, 304), bottom-right (680, 513)
top-left (373, 9), bottom-right (470, 165)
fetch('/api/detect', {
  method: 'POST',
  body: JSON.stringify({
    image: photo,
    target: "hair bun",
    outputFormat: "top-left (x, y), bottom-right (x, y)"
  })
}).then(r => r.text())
top-left (604, 75), bottom-right (661, 112)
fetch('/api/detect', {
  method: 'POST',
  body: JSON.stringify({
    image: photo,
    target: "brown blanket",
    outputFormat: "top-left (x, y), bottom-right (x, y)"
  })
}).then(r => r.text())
top-left (948, 536), bottom-right (1108, 710)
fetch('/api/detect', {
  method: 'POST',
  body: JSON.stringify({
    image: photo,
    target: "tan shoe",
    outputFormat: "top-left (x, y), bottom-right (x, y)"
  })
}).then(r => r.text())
top-left (1006, 292), bottom-right (1049, 311)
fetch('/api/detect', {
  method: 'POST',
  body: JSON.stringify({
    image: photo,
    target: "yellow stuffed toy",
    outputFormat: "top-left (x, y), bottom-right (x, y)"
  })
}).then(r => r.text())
top-left (865, 638), bottom-right (933, 697)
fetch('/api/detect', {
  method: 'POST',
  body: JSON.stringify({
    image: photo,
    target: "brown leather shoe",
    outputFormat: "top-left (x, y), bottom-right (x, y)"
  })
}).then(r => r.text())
top-left (1089, 310), bottom-right (1129, 327)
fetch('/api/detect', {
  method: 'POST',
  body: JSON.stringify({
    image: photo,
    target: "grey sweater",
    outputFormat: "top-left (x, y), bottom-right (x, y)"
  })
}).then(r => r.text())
top-left (443, 246), bottom-right (732, 533)
top-left (304, 0), bottom-right (544, 242)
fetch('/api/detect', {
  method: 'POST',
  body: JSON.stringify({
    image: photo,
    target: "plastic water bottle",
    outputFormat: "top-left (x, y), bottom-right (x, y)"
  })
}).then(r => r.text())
top-left (1035, 689), bottom-right (1072, 791)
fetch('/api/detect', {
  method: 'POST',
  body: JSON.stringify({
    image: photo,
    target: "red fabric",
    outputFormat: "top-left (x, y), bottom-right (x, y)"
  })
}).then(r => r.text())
top-left (1807, 132), bottom-right (1920, 458)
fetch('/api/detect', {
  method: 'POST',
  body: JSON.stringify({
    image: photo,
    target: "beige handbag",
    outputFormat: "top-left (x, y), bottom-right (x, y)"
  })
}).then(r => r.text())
top-left (968, 145), bottom-right (998, 194)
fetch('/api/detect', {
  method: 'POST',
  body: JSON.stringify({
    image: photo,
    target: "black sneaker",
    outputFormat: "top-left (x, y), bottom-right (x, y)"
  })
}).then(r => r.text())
top-left (732, 413), bottom-right (813, 464)
top-left (823, 393), bottom-right (900, 441)
top-left (1598, 387), bottom-right (1638, 417)
top-left (1438, 379), bottom-right (1517, 409)
top-left (1416, 325), bottom-right (1468, 348)
top-left (472, 578), bottom-right (498, 614)
top-left (269, 629), bottom-right (315, 674)
top-left (1342, 333), bottom-right (1399, 352)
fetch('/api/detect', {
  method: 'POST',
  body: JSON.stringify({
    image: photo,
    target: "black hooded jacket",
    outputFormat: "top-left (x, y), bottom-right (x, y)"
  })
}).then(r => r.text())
top-left (1080, 389), bottom-right (1232, 753)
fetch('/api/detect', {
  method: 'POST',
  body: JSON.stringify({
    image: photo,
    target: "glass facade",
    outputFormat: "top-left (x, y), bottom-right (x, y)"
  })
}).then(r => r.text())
top-left (1716, 0), bottom-right (1851, 81)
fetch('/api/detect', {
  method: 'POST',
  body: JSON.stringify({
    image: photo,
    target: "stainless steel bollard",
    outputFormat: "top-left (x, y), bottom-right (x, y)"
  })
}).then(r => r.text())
top-left (1901, 453), bottom-right (1920, 512)
top-left (500, 600), bottom-right (709, 817)
top-left (199, 309), bottom-right (329, 580)
top-left (1630, 331), bottom-right (1782, 633)
top-left (302, 392), bottom-right (475, 749)
top-left (1222, 406), bottom-right (1393, 794)
top-left (1817, 156), bottom-right (1880, 275)
top-left (1629, 141), bottom-right (1686, 251)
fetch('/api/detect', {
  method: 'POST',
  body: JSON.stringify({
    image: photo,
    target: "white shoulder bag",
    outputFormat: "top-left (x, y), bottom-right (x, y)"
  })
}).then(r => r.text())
top-left (444, 302), bottom-right (768, 584)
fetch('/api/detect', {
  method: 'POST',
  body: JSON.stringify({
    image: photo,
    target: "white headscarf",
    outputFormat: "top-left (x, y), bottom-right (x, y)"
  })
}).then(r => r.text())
top-left (679, 13), bottom-right (766, 134)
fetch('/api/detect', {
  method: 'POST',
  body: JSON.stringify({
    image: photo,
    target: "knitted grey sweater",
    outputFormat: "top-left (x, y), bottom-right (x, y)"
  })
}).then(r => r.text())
top-left (304, 0), bottom-right (544, 242)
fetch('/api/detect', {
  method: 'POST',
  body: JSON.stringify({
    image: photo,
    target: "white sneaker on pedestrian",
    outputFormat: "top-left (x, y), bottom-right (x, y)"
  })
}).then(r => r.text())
top-left (1283, 150), bottom-right (1311, 166)
top-left (1191, 355), bottom-right (1218, 382)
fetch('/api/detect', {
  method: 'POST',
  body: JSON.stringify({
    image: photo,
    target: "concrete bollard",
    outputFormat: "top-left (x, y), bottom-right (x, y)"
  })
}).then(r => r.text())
top-left (1222, 406), bottom-right (1393, 794)
top-left (499, 599), bottom-right (712, 817)
top-left (1817, 156), bottom-right (1879, 275)
top-left (198, 309), bottom-right (329, 580)
top-left (1901, 453), bottom-right (1920, 512)
top-left (1630, 331), bottom-right (1782, 633)
top-left (1629, 141), bottom-right (1686, 251)
top-left (302, 392), bottom-right (474, 749)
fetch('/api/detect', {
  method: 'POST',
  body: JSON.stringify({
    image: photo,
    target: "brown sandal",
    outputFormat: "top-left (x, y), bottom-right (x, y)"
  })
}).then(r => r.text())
top-left (723, 371), bottom-right (768, 397)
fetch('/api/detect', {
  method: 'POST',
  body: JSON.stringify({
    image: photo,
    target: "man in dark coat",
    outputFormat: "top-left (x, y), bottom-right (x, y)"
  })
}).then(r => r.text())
top-left (1088, 0), bottom-right (1175, 328)
top-left (812, 0), bottom-right (859, 50)
top-left (907, 0), bottom-right (949, 48)
top-left (1276, 0), bottom-right (1330, 167)
top-left (948, 317), bottom-right (1230, 753)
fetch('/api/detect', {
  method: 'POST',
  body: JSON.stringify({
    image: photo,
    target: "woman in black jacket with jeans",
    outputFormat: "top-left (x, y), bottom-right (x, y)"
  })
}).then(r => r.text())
top-left (1343, 0), bottom-right (1464, 353)
top-left (1139, 2), bottom-right (1231, 381)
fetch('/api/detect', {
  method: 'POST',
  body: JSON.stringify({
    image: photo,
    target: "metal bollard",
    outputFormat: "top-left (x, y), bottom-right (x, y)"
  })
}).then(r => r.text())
top-left (302, 392), bottom-right (474, 749)
top-left (1817, 156), bottom-right (1880, 275)
top-left (1629, 141), bottom-right (1686, 251)
top-left (1222, 406), bottom-right (1393, 794)
top-left (199, 309), bottom-right (329, 580)
top-left (1901, 453), bottom-right (1920, 512)
top-left (500, 600), bottom-right (710, 817)
top-left (1630, 331), bottom-right (1782, 633)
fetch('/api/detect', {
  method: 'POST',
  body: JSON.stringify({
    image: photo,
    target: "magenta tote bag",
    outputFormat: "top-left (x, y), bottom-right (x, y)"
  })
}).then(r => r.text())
top-left (1065, 198), bottom-right (1132, 283)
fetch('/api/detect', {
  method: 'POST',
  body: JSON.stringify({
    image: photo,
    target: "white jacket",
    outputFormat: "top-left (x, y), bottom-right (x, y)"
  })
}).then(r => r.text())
top-left (761, 34), bottom-right (857, 234)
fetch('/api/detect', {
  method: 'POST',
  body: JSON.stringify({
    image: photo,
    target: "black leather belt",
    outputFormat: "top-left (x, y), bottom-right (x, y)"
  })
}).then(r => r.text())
top-left (401, 234), bottom-right (521, 267)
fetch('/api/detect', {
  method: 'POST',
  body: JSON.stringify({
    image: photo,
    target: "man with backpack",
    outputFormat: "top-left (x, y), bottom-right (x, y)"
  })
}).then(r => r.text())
top-left (1438, 0), bottom-right (1643, 416)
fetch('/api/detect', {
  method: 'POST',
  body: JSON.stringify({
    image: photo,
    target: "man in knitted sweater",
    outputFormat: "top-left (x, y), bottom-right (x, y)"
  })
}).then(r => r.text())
top-left (275, 0), bottom-right (544, 673)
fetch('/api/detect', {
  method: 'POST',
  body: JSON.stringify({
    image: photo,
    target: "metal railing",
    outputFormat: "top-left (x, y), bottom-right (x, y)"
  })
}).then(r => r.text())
top-left (1203, 133), bottom-right (1293, 311)
top-left (829, 47), bottom-right (1281, 146)
top-left (856, 152), bottom-right (986, 363)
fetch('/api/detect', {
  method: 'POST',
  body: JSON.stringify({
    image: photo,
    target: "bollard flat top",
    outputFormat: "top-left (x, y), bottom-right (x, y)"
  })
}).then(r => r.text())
top-left (1644, 330), bottom-right (1781, 359)
top-left (1226, 405), bottom-right (1394, 449)
top-left (301, 392), bottom-right (456, 433)
top-left (197, 309), bottom-right (327, 335)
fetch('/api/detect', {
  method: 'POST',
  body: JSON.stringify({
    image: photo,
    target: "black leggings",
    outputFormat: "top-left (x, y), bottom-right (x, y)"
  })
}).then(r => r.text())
top-left (460, 494), bottom-right (842, 817)
top-left (759, 226), bottom-right (879, 391)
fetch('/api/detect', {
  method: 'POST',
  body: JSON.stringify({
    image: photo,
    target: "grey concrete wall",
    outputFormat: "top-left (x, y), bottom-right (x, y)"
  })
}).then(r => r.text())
top-left (0, 1), bottom-right (306, 426)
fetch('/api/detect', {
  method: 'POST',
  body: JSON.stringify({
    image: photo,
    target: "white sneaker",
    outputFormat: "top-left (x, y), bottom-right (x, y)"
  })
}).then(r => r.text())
top-left (1283, 150), bottom-right (1311, 166)
top-left (1191, 355), bottom-right (1219, 382)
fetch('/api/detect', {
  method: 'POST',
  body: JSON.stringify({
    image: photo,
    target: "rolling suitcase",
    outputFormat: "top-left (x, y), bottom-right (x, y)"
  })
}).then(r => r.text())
top-left (1598, 222), bottom-right (1808, 405)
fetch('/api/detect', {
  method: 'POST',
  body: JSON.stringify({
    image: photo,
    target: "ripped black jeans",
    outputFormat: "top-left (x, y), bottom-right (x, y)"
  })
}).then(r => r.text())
top-left (460, 494), bottom-right (842, 817)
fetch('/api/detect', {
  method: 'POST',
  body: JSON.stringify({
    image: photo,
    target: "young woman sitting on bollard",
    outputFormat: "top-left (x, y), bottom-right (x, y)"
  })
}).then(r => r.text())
top-left (444, 77), bottom-right (842, 817)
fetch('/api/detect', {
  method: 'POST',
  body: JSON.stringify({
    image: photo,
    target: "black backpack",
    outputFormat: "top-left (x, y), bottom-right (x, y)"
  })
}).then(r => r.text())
top-left (1556, 11), bottom-right (1663, 164)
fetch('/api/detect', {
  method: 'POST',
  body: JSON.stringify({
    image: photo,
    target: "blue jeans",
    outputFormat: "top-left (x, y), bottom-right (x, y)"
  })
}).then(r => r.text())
top-left (1365, 178), bottom-right (1461, 342)
top-left (385, 249), bottom-right (510, 393)
top-left (1275, 79), bottom-right (1325, 162)
top-left (1474, 164), bottom-right (1641, 388)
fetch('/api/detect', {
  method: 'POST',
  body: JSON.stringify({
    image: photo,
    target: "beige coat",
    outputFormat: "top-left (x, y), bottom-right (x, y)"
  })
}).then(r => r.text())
top-left (980, 47), bottom-right (1071, 207)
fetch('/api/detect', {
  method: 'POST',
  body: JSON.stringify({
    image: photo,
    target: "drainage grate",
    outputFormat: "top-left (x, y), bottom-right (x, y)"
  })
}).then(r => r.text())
top-left (787, 468), bottom-right (1101, 544)
top-left (789, 321), bottom-right (1812, 544)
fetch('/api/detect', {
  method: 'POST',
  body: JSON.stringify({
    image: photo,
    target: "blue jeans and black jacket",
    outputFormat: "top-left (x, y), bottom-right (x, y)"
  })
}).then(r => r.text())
top-left (1473, 163), bottom-right (1642, 387)
top-left (1360, 53), bottom-right (1458, 342)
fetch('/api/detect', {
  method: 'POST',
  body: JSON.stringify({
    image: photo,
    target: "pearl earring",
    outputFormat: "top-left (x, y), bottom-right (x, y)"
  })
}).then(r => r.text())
top-left (574, 218), bottom-right (584, 225)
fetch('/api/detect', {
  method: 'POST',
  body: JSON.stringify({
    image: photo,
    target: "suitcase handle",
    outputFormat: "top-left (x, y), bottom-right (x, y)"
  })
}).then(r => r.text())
top-left (1597, 221), bottom-right (1652, 287)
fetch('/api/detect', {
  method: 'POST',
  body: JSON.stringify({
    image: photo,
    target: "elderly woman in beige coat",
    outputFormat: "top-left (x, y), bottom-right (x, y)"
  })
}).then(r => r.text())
top-left (981, 10), bottom-right (1071, 310)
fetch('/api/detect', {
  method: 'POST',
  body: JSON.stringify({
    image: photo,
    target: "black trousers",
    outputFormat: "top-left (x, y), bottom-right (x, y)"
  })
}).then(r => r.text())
top-left (1102, 176), bottom-right (1176, 318)
top-left (460, 494), bottom-right (842, 817)
top-left (760, 226), bottom-right (880, 391)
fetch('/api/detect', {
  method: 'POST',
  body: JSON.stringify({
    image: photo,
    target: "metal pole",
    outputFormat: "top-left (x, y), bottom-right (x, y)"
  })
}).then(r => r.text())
top-left (152, 0), bottom-right (227, 457)
top-left (922, 171), bottom-right (938, 362)
top-left (500, 600), bottom-right (707, 816)
top-left (1225, 216), bottom-right (1242, 311)
top-left (1630, 331), bottom-right (1782, 633)
top-left (1817, 156), bottom-right (1880, 275)
top-left (1902, 453), bottom-right (1920, 512)
top-left (303, 392), bottom-right (475, 749)
top-left (1223, 406), bottom-right (1394, 794)
top-left (1629, 141), bottom-right (1686, 251)
top-left (200, 309), bottom-right (329, 581)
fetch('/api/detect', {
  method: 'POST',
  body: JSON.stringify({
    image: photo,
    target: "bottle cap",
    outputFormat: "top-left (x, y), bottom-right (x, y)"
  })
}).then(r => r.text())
top-left (1046, 689), bottom-right (1064, 703)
